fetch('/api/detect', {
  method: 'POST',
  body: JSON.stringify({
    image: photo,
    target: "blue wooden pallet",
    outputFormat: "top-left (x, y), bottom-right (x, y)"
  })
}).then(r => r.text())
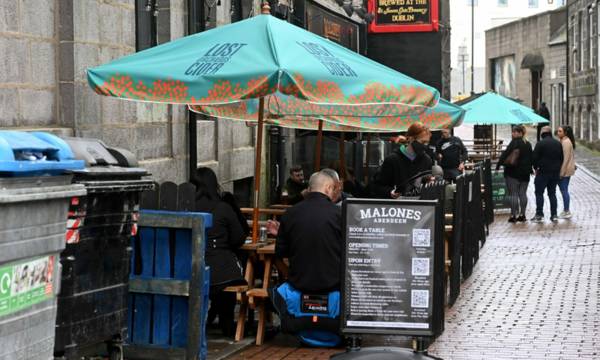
top-left (126, 210), bottom-right (212, 360)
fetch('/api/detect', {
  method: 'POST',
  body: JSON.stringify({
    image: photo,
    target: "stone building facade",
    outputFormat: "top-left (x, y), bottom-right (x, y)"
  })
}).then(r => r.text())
top-left (486, 7), bottom-right (568, 131)
top-left (0, 0), bottom-right (258, 196)
top-left (568, 0), bottom-right (599, 141)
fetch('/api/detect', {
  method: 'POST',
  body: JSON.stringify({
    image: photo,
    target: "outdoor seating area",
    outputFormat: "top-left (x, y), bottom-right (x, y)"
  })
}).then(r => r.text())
top-left (0, 2), bottom-right (564, 359)
top-left (121, 158), bottom-right (495, 356)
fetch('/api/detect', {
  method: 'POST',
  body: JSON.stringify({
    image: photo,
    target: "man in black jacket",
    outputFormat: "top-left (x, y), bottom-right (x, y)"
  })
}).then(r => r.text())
top-left (282, 165), bottom-right (308, 205)
top-left (436, 129), bottom-right (468, 181)
top-left (532, 126), bottom-right (563, 222)
top-left (276, 169), bottom-right (343, 293)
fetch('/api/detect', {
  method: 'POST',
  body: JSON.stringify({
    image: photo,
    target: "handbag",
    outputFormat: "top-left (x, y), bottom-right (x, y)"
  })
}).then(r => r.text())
top-left (504, 148), bottom-right (520, 166)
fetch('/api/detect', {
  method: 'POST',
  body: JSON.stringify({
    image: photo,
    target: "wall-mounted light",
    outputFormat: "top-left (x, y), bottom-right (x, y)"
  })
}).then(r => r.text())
top-left (342, 1), bottom-right (354, 16)
top-left (362, 12), bottom-right (374, 24)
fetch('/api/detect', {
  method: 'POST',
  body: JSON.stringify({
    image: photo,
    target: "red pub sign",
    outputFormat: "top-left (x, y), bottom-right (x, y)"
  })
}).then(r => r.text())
top-left (367, 0), bottom-right (439, 33)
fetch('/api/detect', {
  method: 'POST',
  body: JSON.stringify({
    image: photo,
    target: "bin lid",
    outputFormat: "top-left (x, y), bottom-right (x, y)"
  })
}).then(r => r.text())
top-left (61, 137), bottom-right (149, 176)
top-left (61, 137), bottom-right (120, 166)
top-left (0, 131), bottom-right (85, 176)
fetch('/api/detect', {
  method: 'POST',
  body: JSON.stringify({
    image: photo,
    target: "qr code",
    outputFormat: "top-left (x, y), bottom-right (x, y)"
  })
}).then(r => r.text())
top-left (412, 258), bottom-right (430, 276)
top-left (412, 229), bottom-right (431, 247)
top-left (411, 290), bottom-right (429, 308)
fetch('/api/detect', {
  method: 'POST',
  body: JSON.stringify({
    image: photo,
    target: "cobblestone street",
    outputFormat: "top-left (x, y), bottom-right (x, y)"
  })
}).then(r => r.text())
top-left (428, 169), bottom-right (600, 359)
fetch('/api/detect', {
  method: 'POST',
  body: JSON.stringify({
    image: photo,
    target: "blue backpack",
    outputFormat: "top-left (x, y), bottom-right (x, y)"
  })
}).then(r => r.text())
top-left (272, 282), bottom-right (342, 347)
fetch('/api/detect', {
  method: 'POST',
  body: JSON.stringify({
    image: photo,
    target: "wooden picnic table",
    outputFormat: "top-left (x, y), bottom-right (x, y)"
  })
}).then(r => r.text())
top-left (233, 241), bottom-right (287, 345)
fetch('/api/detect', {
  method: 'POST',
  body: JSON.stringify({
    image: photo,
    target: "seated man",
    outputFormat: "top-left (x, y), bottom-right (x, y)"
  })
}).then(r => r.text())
top-left (272, 169), bottom-right (343, 346)
top-left (281, 165), bottom-right (308, 205)
top-left (276, 169), bottom-right (342, 292)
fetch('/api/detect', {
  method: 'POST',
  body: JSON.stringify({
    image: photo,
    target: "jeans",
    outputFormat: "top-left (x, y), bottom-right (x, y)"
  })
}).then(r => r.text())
top-left (558, 176), bottom-right (571, 212)
top-left (505, 176), bottom-right (529, 217)
top-left (534, 173), bottom-right (560, 217)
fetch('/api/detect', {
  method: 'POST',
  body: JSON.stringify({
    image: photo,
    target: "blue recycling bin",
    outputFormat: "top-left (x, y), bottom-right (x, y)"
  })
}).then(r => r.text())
top-left (0, 131), bottom-right (84, 175)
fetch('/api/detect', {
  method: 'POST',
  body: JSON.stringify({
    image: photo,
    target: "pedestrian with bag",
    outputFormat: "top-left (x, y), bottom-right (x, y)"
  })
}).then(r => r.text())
top-left (497, 125), bottom-right (533, 223)
top-left (557, 125), bottom-right (576, 219)
top-left (531, 126), bottom-right (564, 223)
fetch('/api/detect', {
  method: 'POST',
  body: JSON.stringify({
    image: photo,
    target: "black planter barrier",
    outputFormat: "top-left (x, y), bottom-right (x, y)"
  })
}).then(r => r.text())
top-left (483, 159), bottom-right (495, 227)
top-left (448, 175), bottom-right (465, 306)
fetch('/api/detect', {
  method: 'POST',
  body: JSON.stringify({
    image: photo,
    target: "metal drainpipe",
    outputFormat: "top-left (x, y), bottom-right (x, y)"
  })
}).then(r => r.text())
top-left (566, 5), bottom-right (570, 127)
top-left (187, 0), bottom-right (205, 180)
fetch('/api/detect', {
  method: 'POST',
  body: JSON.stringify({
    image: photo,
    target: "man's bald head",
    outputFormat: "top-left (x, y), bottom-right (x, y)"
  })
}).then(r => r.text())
top-left (309, 169), bottom-right (339, 201)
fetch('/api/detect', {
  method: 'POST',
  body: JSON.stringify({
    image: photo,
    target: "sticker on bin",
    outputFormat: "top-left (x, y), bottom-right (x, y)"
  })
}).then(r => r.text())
top-left (66, 218), bottom-right (82, 244)
top-left (0, 256), bottom-right (55, 317)
top-left (131, 212), bottom-right (139, 236)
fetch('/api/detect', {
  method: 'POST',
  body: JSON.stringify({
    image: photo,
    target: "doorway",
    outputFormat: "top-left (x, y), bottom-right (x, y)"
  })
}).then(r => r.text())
top-left (531, 70), bottom-right (542, 111)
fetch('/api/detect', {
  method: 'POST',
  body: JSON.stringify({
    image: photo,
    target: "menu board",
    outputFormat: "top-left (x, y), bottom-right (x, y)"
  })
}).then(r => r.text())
top-left (368, 0), bottom-right (439, 33)
top-left (341, 199), bottom-right (438, 336)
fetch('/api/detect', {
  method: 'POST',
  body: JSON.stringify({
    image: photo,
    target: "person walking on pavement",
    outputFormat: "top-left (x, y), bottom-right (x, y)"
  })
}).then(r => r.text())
top-left (536, 102), bottom-right (551, 142)
top-left (532, 126), bottom-right (563, 222)
top-left (557, 125), bottom-right (576, 219)
top-left (436, 128), bottom-right (468, 181)
top-left (496, 125), bottom-right (533, 223)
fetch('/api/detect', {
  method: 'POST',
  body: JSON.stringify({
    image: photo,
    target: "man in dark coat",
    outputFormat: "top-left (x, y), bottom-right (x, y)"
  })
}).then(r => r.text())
top-left (276, 169), bottom-right (343, 293)
top-left (282, 165), bottom-right (308, 205)
top-left (532, 126), bottom-right (563, 222)
top-left (436, 128), bottom-right (468, 181)
top-left (536, 103), bottom-right (551, 142)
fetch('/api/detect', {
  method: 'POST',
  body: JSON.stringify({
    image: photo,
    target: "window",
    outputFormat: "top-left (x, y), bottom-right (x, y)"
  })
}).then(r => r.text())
top-left (467, 0), bottom-right (478, 5)
top-left (135, 0), bottom-right (157, 51)
top-left (578, 11), bottom-right (583, 71)
top-left (498, 0), bottom-right (508, 6)
top-left (590, 6), bottom-right (597, 69)
top-left (135, 0), bottom-right (171, 51)
top-left (589, 108), bottom-right (594, 141)
top-left (528, 0), bottom-right (538, 8)
top-left (579, 12), bottom-right (590, 70)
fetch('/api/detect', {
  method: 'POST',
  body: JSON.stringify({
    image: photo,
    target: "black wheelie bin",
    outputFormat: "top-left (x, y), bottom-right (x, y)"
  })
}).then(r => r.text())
top-left (53, 137), bottom-right (154, 360)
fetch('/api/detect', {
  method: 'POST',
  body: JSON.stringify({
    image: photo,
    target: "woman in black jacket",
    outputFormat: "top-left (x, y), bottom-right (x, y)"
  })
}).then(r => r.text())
top-left (496, 125), bottom-right (533, 223)
top-left (192, 167), bottom-right (248, 336)
top-left (371, 122), bottom-right (434, 198)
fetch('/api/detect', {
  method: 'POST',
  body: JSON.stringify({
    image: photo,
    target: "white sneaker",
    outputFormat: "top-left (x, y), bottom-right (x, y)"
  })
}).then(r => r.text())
top-left (560, 211), bottom-right (572, 219)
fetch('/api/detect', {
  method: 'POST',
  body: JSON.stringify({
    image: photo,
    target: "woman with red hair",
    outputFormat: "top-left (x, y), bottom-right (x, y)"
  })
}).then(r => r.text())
top-left (371, 122), bottom-right (434, 198)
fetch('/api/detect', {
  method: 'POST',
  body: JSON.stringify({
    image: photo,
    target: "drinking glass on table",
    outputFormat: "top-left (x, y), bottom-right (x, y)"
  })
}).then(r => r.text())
top-left (259, 226), bottom-right (268, 243)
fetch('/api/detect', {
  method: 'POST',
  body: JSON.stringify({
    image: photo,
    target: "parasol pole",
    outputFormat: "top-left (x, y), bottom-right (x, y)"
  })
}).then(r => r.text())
top-left (364, 133), bottom-right (371, 184)
top-left (339, 132), bottom-right (346, 178)
top-left (314, 120), bottom-right (324, 172)
top-left (252, 97), bottom-right (266, 243)
top-left (251, 2), bottom-right (271, 243)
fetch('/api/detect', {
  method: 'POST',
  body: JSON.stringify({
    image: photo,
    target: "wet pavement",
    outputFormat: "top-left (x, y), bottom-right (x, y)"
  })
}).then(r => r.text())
top-left (574, 145), bottom-right (600, 180)
top-left (428, 169), bottom-right (600, 359)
